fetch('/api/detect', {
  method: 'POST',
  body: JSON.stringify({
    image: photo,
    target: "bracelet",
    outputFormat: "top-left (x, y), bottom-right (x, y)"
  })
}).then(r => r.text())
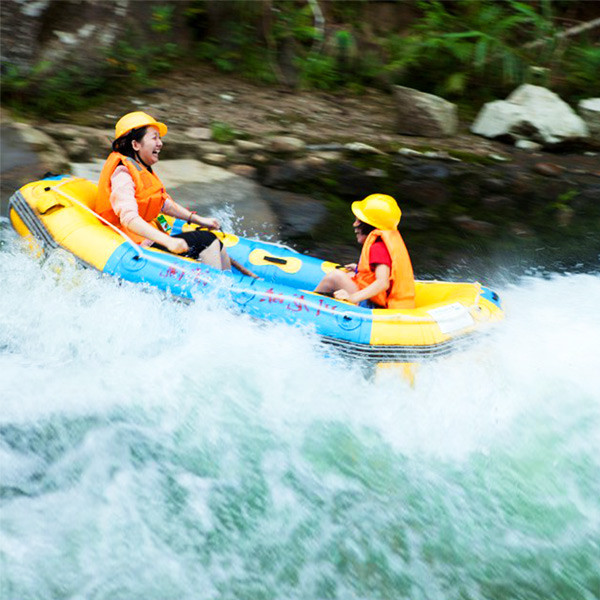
top-left (187, 211), bottom-right (197, 225)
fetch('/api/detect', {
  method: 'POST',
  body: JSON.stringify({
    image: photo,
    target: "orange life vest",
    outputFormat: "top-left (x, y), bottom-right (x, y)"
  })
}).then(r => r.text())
top-left (95, 152), bottom-right (168, 243)
top-left (353, 229), bottom-right (415, 309)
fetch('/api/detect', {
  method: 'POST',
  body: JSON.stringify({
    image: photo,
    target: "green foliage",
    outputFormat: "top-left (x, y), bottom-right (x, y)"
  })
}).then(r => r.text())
top-left (561, 45), bottom-right (600, 98)
top-left (182, 0), bottom-right (597, 102)
top-left (378, 0), bottom-right (597, 103)
top-left (151, 4), bottom-right (175, 34)
top-left (381, 0), bottom-right (553, 98)
top-left (1, 62), bottom-right (107, 116)
top-left (210, 121), bottom-right (237, 143)
top-left (186, 0), bottom-right (320, 85)
top-left (2, 0), bottom-right (597, 117)
top-left (296, 54), bottom-right (340, 90)
top-left (105, 6), bottom-right (182, 85)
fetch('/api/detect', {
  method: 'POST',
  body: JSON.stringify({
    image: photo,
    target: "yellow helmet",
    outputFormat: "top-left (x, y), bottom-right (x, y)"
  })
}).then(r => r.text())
top-left (351, 194), bottom-right (401, 230)
top-left (114, 111), bottom-right (167, 140)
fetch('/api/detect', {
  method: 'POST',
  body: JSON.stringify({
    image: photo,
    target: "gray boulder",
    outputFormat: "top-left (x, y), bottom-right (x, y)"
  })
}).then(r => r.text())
top-left (392, 86), bottom-right (458, 137)
top-left (578, 98), bottom-right (600, 141)
top-left (471, 84), bottom-right (589, 146)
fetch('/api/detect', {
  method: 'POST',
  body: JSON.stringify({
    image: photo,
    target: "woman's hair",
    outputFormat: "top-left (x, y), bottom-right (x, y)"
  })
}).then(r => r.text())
top-left (112, 126), bottom-right (148, 159)
top-left (356, 220), bottom-right (376, 236)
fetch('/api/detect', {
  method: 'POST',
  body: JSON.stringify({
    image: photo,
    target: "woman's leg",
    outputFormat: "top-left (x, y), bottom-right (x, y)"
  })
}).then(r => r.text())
top-left (154, 231), bottom-right (226, 269)
top-left (314, 270), bottom-right (359, 295)
top-left (198, 238), bottom-right (223, 269)
top-left (219, 245), bottom-right (231, 270)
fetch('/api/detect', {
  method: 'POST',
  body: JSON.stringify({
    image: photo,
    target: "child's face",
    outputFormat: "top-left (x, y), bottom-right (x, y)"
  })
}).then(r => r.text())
top-left (353, 219), bottom-right (368, 244)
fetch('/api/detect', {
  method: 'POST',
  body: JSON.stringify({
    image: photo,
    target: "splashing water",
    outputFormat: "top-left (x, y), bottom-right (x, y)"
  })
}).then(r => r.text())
top-left (1, 223), bottom-right (599, 600)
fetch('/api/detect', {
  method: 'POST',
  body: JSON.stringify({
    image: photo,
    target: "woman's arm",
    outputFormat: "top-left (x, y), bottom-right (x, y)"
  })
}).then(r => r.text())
top-left (334, 264), bottom-right (390, 304)
top-left (162, 197), bottom-right (220, 230)
top-left (110, 169), bottom-right (188, 253)
top-left (126, 216), bottom-right (188, 254)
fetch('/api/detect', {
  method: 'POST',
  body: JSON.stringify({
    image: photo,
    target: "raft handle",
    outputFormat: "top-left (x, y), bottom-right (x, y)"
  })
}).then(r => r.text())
top-left (37, 196), bottom-right (67, 215)
top-left (263, 256), bottom-right (288, 265)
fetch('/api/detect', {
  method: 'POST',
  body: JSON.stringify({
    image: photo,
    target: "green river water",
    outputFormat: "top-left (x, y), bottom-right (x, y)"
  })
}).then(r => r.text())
top-left (1, 221), bottom-right (599, 600)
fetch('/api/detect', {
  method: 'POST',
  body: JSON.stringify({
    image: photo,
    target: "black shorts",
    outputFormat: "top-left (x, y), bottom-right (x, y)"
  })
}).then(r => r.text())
top-left (153, 230), bottom-right (221, 258)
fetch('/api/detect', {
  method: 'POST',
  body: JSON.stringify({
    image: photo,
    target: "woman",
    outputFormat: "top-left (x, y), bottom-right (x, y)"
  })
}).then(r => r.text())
top-left (314, 194), bottom-right (415, 309)
top-left (94, 111), bottom-right (229, 270)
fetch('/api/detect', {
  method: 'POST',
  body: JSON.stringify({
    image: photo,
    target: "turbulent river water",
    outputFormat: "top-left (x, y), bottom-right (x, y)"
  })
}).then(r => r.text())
top-left (1, 219), bottom-right (599, 600)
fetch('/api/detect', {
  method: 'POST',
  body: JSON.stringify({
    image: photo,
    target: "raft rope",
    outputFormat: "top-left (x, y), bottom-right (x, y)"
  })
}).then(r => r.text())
top-left (46, 177), bottom-right (213, 279)
top-left (44, 177), bottom-right (483, 325)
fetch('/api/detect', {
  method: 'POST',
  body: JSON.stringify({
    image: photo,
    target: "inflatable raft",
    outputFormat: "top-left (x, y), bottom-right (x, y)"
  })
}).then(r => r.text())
top-left (9, 175), bottom-right (504, 363)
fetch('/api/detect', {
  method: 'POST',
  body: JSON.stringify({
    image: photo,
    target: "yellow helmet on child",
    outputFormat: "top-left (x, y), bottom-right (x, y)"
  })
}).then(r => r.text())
top-left (351, 194), bottom-right (401, 230)
top-left (114, 111), bottom-right (168, 140)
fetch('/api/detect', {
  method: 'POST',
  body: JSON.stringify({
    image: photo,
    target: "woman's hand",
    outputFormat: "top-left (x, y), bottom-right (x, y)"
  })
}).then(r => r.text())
top-left (166, 237), bottom-right (189, 254)
top-left (343, 263), bottom-right (357, 272)
top-left (199, 217), bottom-right (220, 230)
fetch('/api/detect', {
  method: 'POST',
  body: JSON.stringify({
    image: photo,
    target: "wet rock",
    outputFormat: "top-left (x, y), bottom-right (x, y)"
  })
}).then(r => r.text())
top-left (402, 209), bottom-right (436, 230)
top-left (397, 180), bottom-right (448, 206)
top-left (185, 127), bottom-right (212, 141)
top-left (556, 206), bottom-right (574, 227)
top-left (303, 156), bottom-right (327, 169)
top-left (452, 215), bottom-right (496, 235)
top-left (153, 159), bottom-right (232, 187)
top-left (0, 121), bottom-right (71, 213)
top-left (488, 153), bottom-right (511, 162)
top-left (196, 142), bottom-right (230, 155)
top-left (398, 148), bottom-right (424, 158)
top-left (306, 143), bottom-right (345, 152)
top-left (65, 139), bottom-right (91, 162)
top-left (458, 178), bottom-right (481, 202)
top-left (482, 195), bottom-right (516, 212)
top-left (422, 150), bottom-right (461, 162)
top-left (481, 178), bottom-right (507, 193)
top-left (365, 168), bottom-right (386, 178)
top-left (250, 153), bottom-right (270, 165)
top-left (405, 163), bottom-right (450, 180)
top-left (510, 223), bottom-right (535, 238)
top-left (235, 140), bottom-right (265, 153)
top-left (329, 163), bottom-right (388, 199)
top-left (202, 153), bottom-right (229, 167)
top-left (533, 162), bottom-right (565, 177)
top-left (515, 140), bottom-right (543, 152)
top-left (168, 178), bottom-right (279, 239)
top-left (157, 137), bottom-right (198, 160)
top-left (262, 189), bottom-right (328, 236)
top-left (312, 151), bottom-right (344, 162)
top-left (343, 142), bottom-right (384, 155)
top-left (471, 84), bottom-right (589, 146)
top-left (10, 123), bottom-right (59, 153)
top-left (578, 98), bottom-right (600, 141)
top-left (228, 165), bottom-right (257, 179)
top-left (266, 136), bottom-right (306, 154)
top-left (393, 85), bottom-right (458, 137)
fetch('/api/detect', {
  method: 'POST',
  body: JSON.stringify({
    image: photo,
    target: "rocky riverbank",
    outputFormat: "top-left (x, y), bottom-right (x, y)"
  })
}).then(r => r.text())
top-left (2, 72), bottom-right (599, 276)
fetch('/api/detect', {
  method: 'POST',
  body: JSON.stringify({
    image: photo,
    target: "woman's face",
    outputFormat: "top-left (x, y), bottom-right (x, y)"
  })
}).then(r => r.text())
top-left (132, 126), bottom-right (163, 166)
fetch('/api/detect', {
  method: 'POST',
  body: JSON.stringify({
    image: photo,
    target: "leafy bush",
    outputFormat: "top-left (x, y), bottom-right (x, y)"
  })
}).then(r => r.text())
top-left (210, 121), bottom-right (238, 143)
top-left (377, 0), bottom-right (598, 104)
top-left (1, 62), bottom-right (108, 116)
